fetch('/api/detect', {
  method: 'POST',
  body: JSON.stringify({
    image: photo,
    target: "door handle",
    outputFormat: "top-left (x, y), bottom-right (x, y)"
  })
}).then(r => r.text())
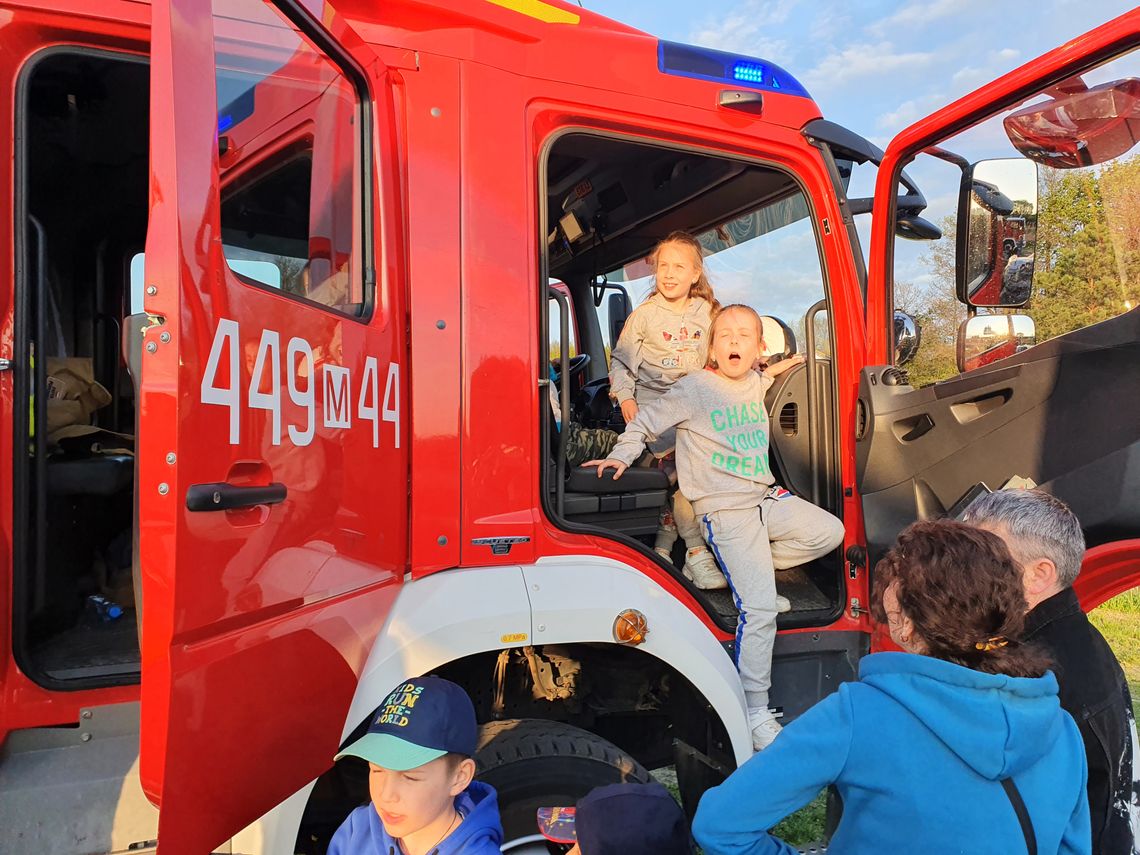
top-left (891, 413), bottom-right (935, 443)
top-left (950, 390), bottom-right (1011, 424)
top-left (186, 482), bottom-right (287, 512)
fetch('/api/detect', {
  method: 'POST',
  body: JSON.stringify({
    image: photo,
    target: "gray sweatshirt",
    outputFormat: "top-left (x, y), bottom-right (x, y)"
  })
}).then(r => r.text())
top-left (608, 369), bottom-right (775, 516)
top-left (609, 294), bottom-right (714, 405)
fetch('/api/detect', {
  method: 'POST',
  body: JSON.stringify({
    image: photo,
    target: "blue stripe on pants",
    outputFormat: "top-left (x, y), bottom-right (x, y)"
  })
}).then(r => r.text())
top-left (704, 513), bottom-right (745, 670)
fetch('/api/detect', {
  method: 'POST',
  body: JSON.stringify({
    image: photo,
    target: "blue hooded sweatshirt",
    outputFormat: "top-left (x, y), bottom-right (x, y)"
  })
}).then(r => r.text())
top-left (694, 652), bottom-right (1091, 855)
top-left (327, 781), bottom-right (503, 855)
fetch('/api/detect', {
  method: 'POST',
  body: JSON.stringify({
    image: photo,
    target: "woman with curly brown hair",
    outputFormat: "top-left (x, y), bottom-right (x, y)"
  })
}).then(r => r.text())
top-left (694, 519), bottom-right (1091, 855)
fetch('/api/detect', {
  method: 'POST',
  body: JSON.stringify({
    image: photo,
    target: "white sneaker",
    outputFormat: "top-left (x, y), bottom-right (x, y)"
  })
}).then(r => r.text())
top-left (775, 594), bottom-right (792, 613)
top-left (682, 547), bottom-right (727, 590)
top-left (749, 708), bottom-right (783, 751)
top-left (653, 546), bottom-right (673, 562)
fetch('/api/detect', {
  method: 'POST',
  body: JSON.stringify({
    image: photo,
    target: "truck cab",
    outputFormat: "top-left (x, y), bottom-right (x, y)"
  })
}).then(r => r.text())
top-left (0, 1), bottom-right (1137, 853)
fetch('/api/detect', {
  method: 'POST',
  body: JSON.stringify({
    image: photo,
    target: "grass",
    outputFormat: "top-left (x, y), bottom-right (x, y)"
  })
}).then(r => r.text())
top-left (771, 791), bottom-right (828, 847)
top-left (1089, 589), bottom-right (1140, 719)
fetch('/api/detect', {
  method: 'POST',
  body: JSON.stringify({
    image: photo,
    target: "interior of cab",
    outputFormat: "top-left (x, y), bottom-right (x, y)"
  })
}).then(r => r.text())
top-left (14, 50), bottom-right (150, 683)
top-left (542, 133), bottom-right (845, 630)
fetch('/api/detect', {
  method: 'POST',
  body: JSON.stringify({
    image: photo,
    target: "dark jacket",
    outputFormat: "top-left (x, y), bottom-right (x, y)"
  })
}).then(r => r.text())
top-left (1025, 588), bottom-right (1139, 855)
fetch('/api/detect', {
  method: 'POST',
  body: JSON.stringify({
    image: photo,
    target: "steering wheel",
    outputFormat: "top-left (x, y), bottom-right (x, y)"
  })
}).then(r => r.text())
top-left (551, 353), bottom-right (591, 386)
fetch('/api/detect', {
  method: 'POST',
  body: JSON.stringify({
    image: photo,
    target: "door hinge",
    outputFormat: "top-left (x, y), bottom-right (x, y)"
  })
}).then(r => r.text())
top-left (849, 597), bottom-right (864, 618)
top-left (0, 358), bottom-right (11, 372)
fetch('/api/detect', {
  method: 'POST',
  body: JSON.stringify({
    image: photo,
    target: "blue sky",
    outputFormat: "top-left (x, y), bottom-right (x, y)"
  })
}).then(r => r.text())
top-left (590, 0), bottom-right (1135, 149)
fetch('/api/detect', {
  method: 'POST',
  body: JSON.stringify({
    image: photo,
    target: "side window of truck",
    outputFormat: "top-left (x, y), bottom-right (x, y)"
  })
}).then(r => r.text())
top-left (212, 0), bottom-right (367, 316)
top-left (129, 2), bottom-right (368, 317)
top-left (890, 48), bottom-right (1139, 387)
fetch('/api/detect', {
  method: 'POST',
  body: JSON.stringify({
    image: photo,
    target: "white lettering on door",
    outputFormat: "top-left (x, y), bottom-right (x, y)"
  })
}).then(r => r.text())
top-left (323, 365), bottom-right (351, 429)
top-left (201, 318), bottom-right (241, 444)
top-left (199, 321), bottom-right (399, 449)
top-left (358, 356), bottom-right (380, 448)
top-left (383, 363), bottom-right (401, 450)
top-left (287, 337), bottom-right (315, 447)
top-left (249, 329), bottom-right (282, 445)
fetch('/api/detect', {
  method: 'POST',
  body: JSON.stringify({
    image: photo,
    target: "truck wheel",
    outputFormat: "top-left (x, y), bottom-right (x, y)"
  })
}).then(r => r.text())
top-left (476, 719), bottom-right (652, 852)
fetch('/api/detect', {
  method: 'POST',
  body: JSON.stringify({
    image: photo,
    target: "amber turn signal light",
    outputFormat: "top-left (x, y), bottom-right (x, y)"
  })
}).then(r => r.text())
top-left (613, 609), bottom-right (649, 645)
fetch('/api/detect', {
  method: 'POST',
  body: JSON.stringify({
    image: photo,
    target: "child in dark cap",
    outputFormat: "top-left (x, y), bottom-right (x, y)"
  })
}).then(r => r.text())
top-left (330, 676), bottom-right (503, 855)
top-left (537, 781), bottom-right (693, 855)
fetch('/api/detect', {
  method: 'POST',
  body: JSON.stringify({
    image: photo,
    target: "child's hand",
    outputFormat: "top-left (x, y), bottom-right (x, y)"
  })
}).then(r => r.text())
top-left (582, 458), bottom-right (628, 480)
top-left (763, 353), bottom-right (806, 377)
top-left (620, 399), bottom-right (639, 423)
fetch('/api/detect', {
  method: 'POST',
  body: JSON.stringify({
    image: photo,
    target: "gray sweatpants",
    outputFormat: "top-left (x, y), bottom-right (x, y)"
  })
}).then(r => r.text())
top-left (702, 491), bottom-right (845, 712)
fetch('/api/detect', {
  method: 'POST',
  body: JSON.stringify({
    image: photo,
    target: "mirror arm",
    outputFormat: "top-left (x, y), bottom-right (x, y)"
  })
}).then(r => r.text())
top-left (925, 145), bottom-right (970, 172)
top-left (803, 119), bottom-right (930, 216)
top-left (802, 118), bottom-right (884, 165)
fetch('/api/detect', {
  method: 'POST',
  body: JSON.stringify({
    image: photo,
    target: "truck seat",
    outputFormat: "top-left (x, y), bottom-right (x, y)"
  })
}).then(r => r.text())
top-left (46, 454), bottom-right (134, 496)
top-left (561, 469), bottom-right (669, 536)
top-left (760, 315), bottom-right (797, 362)
top-left (549, 385), bottom-right (669, 535)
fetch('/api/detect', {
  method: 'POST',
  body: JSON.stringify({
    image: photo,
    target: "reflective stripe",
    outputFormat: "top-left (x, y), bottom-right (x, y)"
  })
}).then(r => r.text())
top-left (484, 0), bottom-right (581, 24)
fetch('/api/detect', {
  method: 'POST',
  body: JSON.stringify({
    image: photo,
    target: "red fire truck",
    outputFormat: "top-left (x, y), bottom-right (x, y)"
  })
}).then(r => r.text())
top-left (0, 1), bottom-right (1137, 852)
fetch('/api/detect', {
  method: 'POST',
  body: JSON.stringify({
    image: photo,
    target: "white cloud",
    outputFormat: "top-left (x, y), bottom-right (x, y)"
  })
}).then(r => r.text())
top-left (865, 0), bottom-right (979, 38)
top-left (803, 42), bottom-right (935, 90)
top-left (876, 93), bottom-right (946, 131)
top-left (809, 5), bottom-right (852, 42)
top-left (952, 66), bottom-right (987, 86)
top-left (687, 0), bottom-right (799, 63)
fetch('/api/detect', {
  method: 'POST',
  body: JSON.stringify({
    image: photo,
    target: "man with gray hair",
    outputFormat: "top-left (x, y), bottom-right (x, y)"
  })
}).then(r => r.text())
top-left (964, 489), bottom-right (1139, 855)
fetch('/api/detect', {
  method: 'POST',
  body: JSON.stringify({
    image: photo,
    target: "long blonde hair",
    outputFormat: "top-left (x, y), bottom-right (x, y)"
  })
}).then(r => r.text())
top-left (646, 230), bottom-right (722, 315)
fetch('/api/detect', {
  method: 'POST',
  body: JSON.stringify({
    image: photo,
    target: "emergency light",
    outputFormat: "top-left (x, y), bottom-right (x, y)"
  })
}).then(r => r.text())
top-left (658, 41), bottom-right (810, 99)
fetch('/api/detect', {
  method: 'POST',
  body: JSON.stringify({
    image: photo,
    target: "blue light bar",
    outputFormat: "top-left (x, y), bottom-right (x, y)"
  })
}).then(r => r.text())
top-left (658, 41), bottom-right (810, 99)
top-left (732, 61), bottom-right (765, 84)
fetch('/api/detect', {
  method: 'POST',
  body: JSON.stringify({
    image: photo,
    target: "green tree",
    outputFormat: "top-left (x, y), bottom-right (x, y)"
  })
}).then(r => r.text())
top-left (1030, 163), bottom-right (1139, 340)
top-left (896, 214), bottom-right (966, 388)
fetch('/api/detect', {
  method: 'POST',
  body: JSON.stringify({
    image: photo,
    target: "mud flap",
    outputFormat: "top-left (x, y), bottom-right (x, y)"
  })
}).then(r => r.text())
top-left (673, 738), bottom-right (734, 825)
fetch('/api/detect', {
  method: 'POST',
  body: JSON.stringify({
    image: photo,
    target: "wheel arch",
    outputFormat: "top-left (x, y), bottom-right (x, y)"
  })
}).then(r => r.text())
top-left (232, 559), bottom-right (750, 853)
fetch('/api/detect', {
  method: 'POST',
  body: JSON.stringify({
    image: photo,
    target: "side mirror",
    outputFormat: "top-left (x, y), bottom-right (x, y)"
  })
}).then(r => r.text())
top-left (956, 158), bottom-right (1038, 308)
top-left (1005, 77), bottom-right (1140, 169)
top-left (893, 310), bottom-right (921, 367)
top-left (957, 314), bottom-right (1036, 373)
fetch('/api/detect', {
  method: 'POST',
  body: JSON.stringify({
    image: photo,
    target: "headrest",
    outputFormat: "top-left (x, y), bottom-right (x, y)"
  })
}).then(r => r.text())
top-left (760, 316), bottom-right (795, 360)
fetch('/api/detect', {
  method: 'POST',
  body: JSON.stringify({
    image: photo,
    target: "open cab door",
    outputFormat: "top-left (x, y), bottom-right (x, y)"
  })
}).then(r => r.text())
top-left (858, 11), bottom-right (1140, 604)
top-left (143, 0), bottom-right (406, 849)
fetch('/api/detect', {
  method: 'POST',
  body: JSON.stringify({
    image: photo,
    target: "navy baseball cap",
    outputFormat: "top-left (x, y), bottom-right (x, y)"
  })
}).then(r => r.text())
top-left (334, 676), bottom-right (477, 771)
top-left (537, 782), bottom-right (692, 854)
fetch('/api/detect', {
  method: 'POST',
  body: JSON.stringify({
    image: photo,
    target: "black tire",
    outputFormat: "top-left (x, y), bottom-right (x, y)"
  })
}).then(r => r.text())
top-left (475, 719), bottom-right (652, 849)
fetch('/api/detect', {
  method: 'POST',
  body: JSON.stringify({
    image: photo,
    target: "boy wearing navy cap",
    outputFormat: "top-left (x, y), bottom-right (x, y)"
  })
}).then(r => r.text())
top-left (330, 676), bottom-right (503, 855)
top-left (537, 782), bottom-right (693, 855)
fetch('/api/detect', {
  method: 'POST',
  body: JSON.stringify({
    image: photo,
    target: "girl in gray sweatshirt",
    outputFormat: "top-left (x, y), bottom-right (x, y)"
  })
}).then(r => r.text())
top-left (587, 305), bottom-right (845, 752)
top-left (609, 231), bottom-right (722, 590)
